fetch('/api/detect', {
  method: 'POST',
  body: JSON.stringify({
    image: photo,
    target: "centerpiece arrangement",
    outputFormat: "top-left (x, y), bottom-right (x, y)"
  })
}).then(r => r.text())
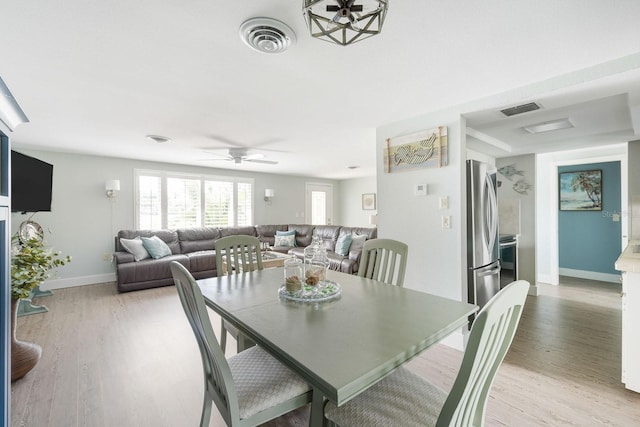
top-left (280, 235), bottom-right (341, 302)
top-left (10, 234), bottom-right (71, 381)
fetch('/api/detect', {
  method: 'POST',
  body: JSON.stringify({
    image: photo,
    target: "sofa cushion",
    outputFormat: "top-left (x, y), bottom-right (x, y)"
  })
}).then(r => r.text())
top-left (288, 224), bottom-right (314, 247)
top-left (117, 229), bottom-right (181, 254)
top-left (117, 254), bottom-right (189, 284)
top-left (335, 234), bottom-right (353, 256)
top-left (349, 234), bottom-right (367, 255)
top-left (141, 235), bottom-right (173, 259)
top-left (274, 234), bottom-right (296, 247)
top-left (186, 250), bottom-right (216, 274)
top-left (313, 225), bottom-right (341, 252)
top-left (178, 227), bottom-right (221, 253)
top-left (120, 237), bottom-right (150, 262)
top-left (276, 229), bottom-right (297, 246)
top-left (221, 226), bottom-right (257, 238)
top-left (256, 225), bottom-right (288, 246)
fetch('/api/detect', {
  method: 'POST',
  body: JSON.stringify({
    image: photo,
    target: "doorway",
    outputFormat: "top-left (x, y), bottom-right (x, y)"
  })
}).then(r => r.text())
top-left (305, 183), bottom-right (333, 225)
top-left (536, 146), bottom-right (628, 285)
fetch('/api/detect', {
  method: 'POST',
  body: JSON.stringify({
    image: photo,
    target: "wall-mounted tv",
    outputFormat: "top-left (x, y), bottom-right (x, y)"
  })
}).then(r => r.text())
top-left (11, 151), bottom-right (53, 213)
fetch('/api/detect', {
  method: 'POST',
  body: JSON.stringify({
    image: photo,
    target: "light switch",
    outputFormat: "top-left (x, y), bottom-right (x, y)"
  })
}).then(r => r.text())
top-left (442, 215), bottom-right (451, 229)
top-left (439, 196), bottom-right (449, 209)
top-left (613, 214), bottom-right (620, 222)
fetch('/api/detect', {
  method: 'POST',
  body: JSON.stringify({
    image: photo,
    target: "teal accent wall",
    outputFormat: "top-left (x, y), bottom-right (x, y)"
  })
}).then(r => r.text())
top-left (558, 161), bottom-right (621, 274)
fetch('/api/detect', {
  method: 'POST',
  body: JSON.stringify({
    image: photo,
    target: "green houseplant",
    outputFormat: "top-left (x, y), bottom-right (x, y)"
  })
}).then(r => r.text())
top-left (11, 235), bottom-right (71, 299)
top-left (10, 235), bottom-right (71, 381)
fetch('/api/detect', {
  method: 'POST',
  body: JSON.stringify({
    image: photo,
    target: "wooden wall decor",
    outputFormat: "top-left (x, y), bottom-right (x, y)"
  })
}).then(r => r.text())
top-left (384, 126), bottom-right (448, 173)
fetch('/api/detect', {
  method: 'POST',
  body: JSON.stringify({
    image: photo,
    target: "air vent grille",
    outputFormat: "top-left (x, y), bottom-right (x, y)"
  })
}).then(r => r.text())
top-left (239, 18), bottom-right (296, 54)
top-left (500, 102), bottom-right (541, 117)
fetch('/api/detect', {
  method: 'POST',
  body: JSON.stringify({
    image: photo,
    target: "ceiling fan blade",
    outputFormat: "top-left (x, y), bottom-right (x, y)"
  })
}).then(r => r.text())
top-left (326, 5), bottom-right (340, 12)
top-left (243, 153), bottom-right (265, 161)
top-left (246, 159), bottom-right (278, 165)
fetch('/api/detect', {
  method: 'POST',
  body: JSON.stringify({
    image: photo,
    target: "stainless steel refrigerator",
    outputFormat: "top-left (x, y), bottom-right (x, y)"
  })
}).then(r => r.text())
top-left (466, 160), bottom-right (500, 316)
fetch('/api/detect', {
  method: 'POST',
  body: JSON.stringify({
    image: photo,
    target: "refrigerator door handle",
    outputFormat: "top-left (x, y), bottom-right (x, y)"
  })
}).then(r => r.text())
top-left (483, 172), bottom-right (498, 253)
top-left (477, 263), bottom-right (501, 277)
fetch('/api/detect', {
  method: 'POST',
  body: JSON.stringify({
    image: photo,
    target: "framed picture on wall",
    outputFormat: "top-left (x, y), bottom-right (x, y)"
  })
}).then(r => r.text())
top-left (362, 193), bottom-right (376, 210)
top-left (559, 170), bottom-right (602, 211)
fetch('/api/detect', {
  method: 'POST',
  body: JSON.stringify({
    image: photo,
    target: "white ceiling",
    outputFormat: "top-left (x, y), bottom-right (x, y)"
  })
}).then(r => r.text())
top-left (2, 1), bottom-right (640, 179)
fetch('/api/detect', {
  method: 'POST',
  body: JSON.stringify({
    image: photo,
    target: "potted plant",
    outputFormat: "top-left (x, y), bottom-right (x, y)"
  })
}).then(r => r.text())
top-left (10, 235), bottom-right (71, 381)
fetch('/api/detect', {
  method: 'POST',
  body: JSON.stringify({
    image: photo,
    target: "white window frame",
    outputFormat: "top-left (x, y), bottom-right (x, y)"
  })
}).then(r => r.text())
top-left (134, 169), bottom-right (254, 229)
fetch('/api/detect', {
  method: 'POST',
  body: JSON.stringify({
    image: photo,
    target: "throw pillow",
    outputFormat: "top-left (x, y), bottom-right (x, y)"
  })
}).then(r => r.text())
top-left (349, 234), bottom-right (367, 254)
top-left (120, 237), bottom-right (151, 262)
top-left (276, 229), bottom-right (297, 246)
top-left (141, 235), bottom-right (172, 259)
top-left (335, 234), bottom-right (353, 256)
top-left (274, 234), bottom-right (296, 247)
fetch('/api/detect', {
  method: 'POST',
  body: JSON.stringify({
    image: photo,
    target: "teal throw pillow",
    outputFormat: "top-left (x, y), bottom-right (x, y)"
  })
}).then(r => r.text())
top-left (335, 234), bottom-right (353, 256)
top-left (276, 229), bottom-right (297, 246)
top-left (141, 235), bottom-right (172, 259)
top-left (120, 237), bottom-right (150, 262)
top-left (274, 234), bottom-right (296, 247)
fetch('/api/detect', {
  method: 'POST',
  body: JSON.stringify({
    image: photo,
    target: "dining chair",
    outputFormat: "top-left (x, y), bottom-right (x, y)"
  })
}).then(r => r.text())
top-left (358, 238), bottom-right (409, 287)
top-left (170, 261), bottom-right (312, 427)
top-left (215, 235), bottom-right (263, 352)
top-left (324, 279), bottom-right (530, 427)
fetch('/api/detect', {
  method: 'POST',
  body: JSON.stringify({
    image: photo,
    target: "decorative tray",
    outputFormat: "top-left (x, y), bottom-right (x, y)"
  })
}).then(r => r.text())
top-left (278, 280), bottom-right (342, 303)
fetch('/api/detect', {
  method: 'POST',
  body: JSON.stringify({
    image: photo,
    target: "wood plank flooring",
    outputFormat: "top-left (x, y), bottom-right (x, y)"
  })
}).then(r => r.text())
top-left (10, 276), bottom-right (640, 426)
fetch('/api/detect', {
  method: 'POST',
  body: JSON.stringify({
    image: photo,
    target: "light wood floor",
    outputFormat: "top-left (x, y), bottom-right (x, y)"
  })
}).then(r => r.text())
top-left (11, 276), bottom-right (640, 426)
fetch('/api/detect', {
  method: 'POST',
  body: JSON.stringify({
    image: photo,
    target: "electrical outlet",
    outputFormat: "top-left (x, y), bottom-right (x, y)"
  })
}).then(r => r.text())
top-left (442, 215), bottom-right (451, 229)
top-left (103, 253), bottom-right (112, 262)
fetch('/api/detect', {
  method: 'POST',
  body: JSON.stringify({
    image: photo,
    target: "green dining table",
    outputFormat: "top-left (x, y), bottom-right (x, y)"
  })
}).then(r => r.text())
top-left (197, 267), bottom-right (477, 427)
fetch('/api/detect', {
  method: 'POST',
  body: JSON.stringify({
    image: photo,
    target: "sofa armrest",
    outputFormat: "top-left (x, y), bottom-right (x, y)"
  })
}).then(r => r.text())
top-left (114, 251), bottom-right (134, 264)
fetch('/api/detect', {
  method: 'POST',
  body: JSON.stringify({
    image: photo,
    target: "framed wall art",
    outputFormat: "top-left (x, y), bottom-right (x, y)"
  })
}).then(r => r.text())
top-left (384, 126), bottom-right (448, 173)
top-left (559, 170), bottom-right (602, 211)
top-left (362, 193), bottom-right (376, 210)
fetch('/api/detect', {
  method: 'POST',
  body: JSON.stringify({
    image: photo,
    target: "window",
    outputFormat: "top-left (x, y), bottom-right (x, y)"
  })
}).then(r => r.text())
top-left (135, 170), bottom-right (253, 229)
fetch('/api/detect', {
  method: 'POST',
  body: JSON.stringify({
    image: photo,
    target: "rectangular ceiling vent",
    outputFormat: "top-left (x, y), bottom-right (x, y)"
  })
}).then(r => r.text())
top-left (500, 102), bottom-right (541, 117)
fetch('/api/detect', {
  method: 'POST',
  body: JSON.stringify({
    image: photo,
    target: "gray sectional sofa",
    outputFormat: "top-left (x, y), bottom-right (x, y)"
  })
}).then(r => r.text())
top-left (114, 224), bottom-right (377, 292)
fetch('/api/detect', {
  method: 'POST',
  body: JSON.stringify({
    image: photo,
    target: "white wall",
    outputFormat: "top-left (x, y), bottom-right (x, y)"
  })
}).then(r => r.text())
top-left (338, 176), bottom-right (377, 227)
top-left (536, 143), bottom-right (628, 285)
top-left (376, 115), bottom-right (466, 302)
top-left (11, 149), bottom-right (342, 288)
top-left (496, 155), bottom-right (536, 288)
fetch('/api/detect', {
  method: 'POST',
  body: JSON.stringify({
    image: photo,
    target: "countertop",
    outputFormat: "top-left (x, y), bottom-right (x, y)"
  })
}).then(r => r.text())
top-left (615, 240), bottom-right (640, 273)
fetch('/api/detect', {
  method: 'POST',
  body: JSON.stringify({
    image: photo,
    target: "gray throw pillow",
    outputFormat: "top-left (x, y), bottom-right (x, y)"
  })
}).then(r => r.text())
top-left (120, 237), bottom-right (151, 262)
top-left (274, 234), bottom-right (296, 247)
top-left (349, 235), bottom-right (367, 254)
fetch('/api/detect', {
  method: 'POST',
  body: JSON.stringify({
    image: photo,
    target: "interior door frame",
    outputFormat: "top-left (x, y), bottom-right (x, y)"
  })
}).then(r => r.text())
top-left (536, 148), bottom-right (628, 285)
top-left (305, 182), bottom-right (334, 225)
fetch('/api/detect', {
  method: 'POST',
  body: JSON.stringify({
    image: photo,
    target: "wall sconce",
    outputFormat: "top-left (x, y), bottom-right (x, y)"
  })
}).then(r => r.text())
top-left (369, 214), bottom-right (378, 226)
top-left (264, 188), bottom-right (275, 205)
top-left (105, 179), bottom-right (121, 199)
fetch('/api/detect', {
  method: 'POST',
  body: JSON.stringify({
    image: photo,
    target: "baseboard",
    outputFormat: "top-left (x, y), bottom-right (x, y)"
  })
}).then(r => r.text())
top-left (558, 268), bottom-right (621, 284)
top-left (40, 273), bottom-right (117, 290)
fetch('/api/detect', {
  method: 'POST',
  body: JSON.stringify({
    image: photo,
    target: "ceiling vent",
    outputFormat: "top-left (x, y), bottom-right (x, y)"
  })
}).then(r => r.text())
top-left (239, 18), bottom-right (296, 54)
top-left (500, 102), bottom-right (541, 117)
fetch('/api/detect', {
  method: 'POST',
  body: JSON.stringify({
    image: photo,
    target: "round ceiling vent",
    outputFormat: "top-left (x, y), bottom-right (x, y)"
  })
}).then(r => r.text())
top-left (239, 18), bottom-right (296, 54)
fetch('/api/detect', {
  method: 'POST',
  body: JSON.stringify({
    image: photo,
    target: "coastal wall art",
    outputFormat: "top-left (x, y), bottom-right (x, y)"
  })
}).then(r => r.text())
top-left (384, 126), bottom-right (448, 173)
top-left (559, 170), bottom-right (602, 211)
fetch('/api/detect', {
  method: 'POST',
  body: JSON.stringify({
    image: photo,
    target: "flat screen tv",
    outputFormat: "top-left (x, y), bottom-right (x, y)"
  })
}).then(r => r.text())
top-left (11, 151), bottom-right (53, 213)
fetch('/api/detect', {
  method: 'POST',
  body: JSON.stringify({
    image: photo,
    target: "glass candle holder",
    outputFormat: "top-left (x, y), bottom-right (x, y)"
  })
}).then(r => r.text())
top-left (284, 258), bottom-right (303, 294)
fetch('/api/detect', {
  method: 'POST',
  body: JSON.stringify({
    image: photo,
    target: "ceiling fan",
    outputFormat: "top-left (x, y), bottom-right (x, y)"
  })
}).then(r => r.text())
top-left (201, 148), bottom-right (278, 165)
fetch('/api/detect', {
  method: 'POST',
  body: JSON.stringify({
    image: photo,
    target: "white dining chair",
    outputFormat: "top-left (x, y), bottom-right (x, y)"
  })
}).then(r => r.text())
top-left (358, 238), bottom-right (408, 287)
top-left (324, 279), bottom-right (530, 427)
top-left (215, 235), bottom-right (263, 352)
top-left (170, 261), bottom-right (312, 427)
